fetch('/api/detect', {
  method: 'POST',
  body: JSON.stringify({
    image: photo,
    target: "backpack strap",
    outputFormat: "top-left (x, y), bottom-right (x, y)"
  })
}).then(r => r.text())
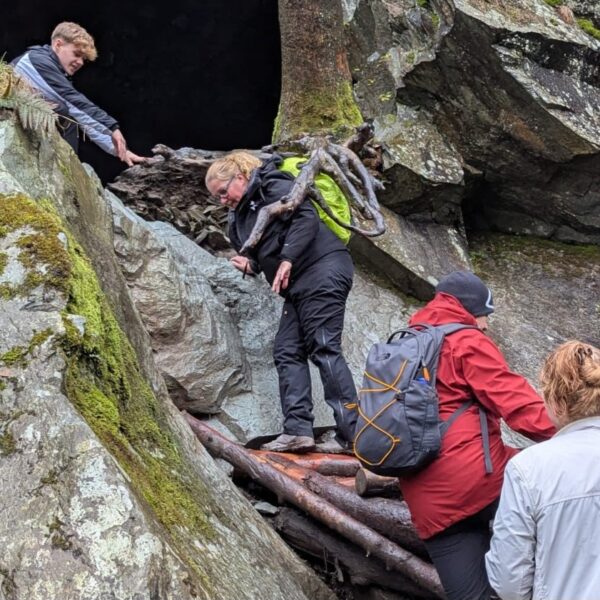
top-left (439, 401), bottom-right (493, 475)
top-left (479, 407), bottom-right (493, 474)
top-left (439, 399), bottom-right (474, 436)
top-left (436, 323), bottom-right (478, 336)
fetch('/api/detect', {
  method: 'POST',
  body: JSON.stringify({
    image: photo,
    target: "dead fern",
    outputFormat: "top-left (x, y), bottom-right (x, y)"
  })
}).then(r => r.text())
top-left (0, 60), bottom-right (58, 137)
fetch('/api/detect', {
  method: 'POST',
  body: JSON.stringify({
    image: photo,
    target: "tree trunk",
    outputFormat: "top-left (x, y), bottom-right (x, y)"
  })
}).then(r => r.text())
top-left (275, 0), bottom-right (362, 142)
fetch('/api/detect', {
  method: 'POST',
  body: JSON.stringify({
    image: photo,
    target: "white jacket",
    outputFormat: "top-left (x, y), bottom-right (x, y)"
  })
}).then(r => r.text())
top-left (485, 416), bottom-right (600, 600)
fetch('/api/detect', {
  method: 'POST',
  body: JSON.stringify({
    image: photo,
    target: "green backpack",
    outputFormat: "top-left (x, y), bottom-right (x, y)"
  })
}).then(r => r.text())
top-left (279, 156), bottom-right (352, 245)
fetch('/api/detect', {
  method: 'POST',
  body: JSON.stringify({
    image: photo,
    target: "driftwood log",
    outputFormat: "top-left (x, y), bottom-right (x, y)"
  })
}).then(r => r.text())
top-left (272, 507), bottom-right (436, 599)
top-left (184, 413), bottom-right (443, 598)
top-left (259, 450), bottom-right (361, 477)
top-left (240, 126), bottom-right (386, 254)
top-left (355, 468), bottom-right (402, 498)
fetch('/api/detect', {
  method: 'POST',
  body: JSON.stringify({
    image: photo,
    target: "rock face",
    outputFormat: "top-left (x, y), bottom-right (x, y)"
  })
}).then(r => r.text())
top-left (346, 0), bottom-right (600, 243)
top-left (0, 115), bottom-right (334, 599)
top-left (109, 192), bottom-right (428, 441)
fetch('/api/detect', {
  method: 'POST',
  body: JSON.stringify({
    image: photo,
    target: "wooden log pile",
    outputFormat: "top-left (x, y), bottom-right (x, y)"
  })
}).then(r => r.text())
top-left (184, 413), bottom-right (444, 600)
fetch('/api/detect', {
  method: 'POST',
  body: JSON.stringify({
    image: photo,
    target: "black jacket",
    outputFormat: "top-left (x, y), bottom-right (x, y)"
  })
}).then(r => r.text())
top-left (11, 45), bottom-right (119, 154)
top-left (229, 155), bottom-right (348, 289)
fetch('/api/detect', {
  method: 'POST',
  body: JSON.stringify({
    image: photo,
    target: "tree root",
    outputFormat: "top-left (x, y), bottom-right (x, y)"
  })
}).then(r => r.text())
top-left (239, 123), bottom-right (386, 255)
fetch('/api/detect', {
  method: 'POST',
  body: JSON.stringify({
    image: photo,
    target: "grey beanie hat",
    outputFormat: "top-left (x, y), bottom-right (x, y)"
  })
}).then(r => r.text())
top-left (435, 271), bottom-right (495, 317)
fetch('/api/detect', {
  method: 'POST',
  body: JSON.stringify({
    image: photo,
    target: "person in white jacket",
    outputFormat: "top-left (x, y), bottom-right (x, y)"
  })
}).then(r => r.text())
top-left (486, 340), bottom-right (600, 600)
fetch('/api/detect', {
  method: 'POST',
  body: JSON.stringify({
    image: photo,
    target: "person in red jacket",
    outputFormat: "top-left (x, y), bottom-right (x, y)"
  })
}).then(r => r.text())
top-left (399, 271), bottom-right (555, 600)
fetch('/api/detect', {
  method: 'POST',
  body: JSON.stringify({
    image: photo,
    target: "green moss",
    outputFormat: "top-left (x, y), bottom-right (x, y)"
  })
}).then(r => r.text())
top-left (46, 516), bottom-right (74, 551)
top-left (0, 253), bottom-right (7, 277)
top-left (577, 18), bottom-right (600, 41)
top-left (0, 346), bottom-right (27, 367)
top-left (0, 381), bottom-right (6, 392)
top-left (543, 0), bottom-right (563, 6)
top-left (273, 80), bottom-right (363, 142)
top-left (0, 284), bottom-right (14, 299)
top-left (40, 468), bottom-right (60, 485)
top-left (0, 329), bottom-right (52, 367)
top-left (0, 430), bottom-right (16, 456)
top-left (432, 13), bottom-right (441, 28)
top-left (60, 228), bottom-right (216, 591)
top-left (0, 194), bottom-right (214, 591)
top-left (417, 0), bottom-right (428, 6)
top-left (0, 194), bottom-right (71, 297)
top-left (0, 410), bottom-right (31, 457)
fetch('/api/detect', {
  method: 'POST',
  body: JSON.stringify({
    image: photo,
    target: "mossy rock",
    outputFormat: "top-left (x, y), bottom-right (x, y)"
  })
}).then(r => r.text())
top-left (0, 193), bottom-right (216, 591)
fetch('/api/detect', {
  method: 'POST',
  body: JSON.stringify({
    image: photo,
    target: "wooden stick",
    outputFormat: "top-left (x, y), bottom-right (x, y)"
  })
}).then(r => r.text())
top-left (258, 450), bottom-right (361, 477)
top-left (355, 468), bottom-right (402, 498)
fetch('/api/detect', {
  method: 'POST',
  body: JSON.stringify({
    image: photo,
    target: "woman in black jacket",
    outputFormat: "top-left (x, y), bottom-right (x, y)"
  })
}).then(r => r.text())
top-left (206, 151), bottom-right (357, 453)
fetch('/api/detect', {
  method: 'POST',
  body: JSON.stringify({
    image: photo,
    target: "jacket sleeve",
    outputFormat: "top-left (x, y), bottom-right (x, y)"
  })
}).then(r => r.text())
top-left (278, 199), bottom-right (320, 264)
top-left (228, 211), bottom-right (260, 274)
top-left (458, 334), bottom-right (555, 441)
top-left (485, 460), bottom-right (536, 600)
top-left (25, 51), bottom-right (118, 154)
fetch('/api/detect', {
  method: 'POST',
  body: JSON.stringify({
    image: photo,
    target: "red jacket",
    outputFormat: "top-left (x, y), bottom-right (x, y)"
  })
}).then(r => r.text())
top-left (400, 293), bottom-right (556, 539)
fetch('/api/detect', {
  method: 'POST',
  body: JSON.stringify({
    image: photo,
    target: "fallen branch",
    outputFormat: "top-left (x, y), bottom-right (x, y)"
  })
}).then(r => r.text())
top-left (257, 450), bottom-right (361, 477)
top-left (239, 126), bottom-right (386, 254)
top-left (355, 468), bottom-right (402, 498)
top-left (184, 413), bottom-right (443, 597)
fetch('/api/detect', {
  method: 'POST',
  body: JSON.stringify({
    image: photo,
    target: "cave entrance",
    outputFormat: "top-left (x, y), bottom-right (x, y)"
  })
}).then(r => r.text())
top-left (2, 1), bottom-right (281, 183)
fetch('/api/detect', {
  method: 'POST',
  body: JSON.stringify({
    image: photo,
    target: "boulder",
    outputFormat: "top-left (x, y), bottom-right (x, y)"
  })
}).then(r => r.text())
top-left (346, 0), bottom-right (600, 243)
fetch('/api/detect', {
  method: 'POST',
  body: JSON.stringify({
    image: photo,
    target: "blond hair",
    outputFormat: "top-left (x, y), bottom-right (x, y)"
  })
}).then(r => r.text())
top-left (540, 340), bottom-right (600, 425)
top-left (51, 22), bottom-right (97, 62)
top-left (205, 151), bottom-right (262, 185)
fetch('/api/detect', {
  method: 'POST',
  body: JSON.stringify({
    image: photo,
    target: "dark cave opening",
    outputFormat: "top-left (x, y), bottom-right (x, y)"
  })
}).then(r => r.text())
top-left (2, 0), bottom-right (281, 183)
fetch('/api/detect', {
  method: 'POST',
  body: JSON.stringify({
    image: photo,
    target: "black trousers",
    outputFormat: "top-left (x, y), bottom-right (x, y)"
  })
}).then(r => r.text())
top-left (273, 251), bottom-right (357, 442)
top-left (423, 500), bottom-right (500, 600)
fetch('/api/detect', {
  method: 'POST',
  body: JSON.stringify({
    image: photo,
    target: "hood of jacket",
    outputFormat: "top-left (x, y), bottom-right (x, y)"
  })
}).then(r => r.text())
top-left (239, 154), bottom-right (287, 209)
top-left (26, 44), bottom-right (70, 78)
top-left (409, 292), bottom-right (480, 328)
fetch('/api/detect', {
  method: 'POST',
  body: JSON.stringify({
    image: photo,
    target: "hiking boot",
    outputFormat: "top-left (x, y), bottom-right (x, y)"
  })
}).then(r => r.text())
top-left (260, 434), bottom-right (316, 453)
top-left (314, 430), bottom-right (354, 455)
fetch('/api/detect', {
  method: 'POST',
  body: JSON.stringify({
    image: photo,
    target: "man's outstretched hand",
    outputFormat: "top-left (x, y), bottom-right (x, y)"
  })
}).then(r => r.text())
top-left (112, 130), bottom-right (149, 166)
top-left (272, 260), bottom-right (292, 294)
top-left (124, 150), bottom-right (148, 166)
top-left (111, 129), bottom-right (128, 162)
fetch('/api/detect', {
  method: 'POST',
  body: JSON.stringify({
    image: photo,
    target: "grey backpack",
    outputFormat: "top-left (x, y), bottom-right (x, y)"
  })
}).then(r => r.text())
top-left (353, 323), bottom-right (492, 477)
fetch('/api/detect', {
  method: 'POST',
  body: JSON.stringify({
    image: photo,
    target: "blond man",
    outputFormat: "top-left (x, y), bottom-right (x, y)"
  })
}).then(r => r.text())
top-left (11, 22), bottom-right (144, 166)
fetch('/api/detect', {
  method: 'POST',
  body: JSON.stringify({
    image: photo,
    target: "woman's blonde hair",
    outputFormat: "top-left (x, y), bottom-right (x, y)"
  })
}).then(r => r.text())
top-left (205, 151), bottom-right (262, 185)
top-left (51, 22), bottom-right (98, 62)
top-left (540, 340), bottom-right (600, 425)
